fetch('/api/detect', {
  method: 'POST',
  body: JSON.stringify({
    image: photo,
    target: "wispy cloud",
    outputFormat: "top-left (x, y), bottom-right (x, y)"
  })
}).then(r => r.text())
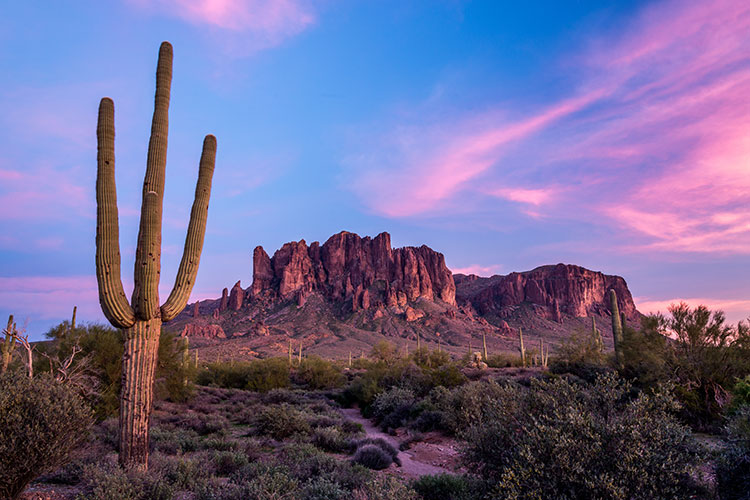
top-left (346, 0), bottom-right (750, 254)
top-left (128, 0), bottom-right (317, 54)
top-left (450, 264), bottom-right (503, 277)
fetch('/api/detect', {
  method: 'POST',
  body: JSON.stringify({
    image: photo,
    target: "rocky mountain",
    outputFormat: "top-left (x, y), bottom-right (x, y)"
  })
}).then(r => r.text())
top-left (166, 231), bottom-right (640, 359)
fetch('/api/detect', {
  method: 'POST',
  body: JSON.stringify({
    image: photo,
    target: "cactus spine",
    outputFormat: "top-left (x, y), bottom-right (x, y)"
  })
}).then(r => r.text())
top-left (95, 42), bottom-right (216, 471)
top-left (609, 289), bottom-right (624, 369)
top-left (519, 328), bottom-right (526, 367)
top-left (2, 315), bottom-right (16, 374)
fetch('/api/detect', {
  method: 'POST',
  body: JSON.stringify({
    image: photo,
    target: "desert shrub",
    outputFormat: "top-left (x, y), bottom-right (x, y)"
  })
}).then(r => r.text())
top-left (157, 455), bottom-right (209, 491)
top-left (0, 372), bottom-right (94, 500)
top-left (295, 356), bottom-right (345, 389)
top-left (411, 473), bottom-right (487, 500)
top-left (372, 386), bottom-right (416, 429)
top-left (716, 405), bottom-right (750, 500)
top-left (549, 326), bottom-right (610, 382)
top-left (197, 358), bottom-right (290, 392)
top-left (353, 475), bottom-right (418, 500)
top-left (311, 426), bottom-right (350, 452)
top-left (76, 462), bottom-right (143, 500)
top-left (432, 380), bottom-right (513, 434)
top-left (254, 403), bottom-right (311, 439)
top-left (278, 443), bottom-right (340, 480)
top-left (232, 463), bottom-right (300, 499)
top-left (301, 477), bottom-right (347, 500)
top-left (428, 363), bottom-right (466, 388)
top-left (211, 450), bottom-right (249, 476)
top-left (263, 387), bottom-right (299, 404)
top-left (731, 375), bottom-right (750, 411)
top-left (150, 426), bottom-right (200, 454)
top-left (370, 341), bottom-right (398, 363)
top-left (352, 444), bottom-right (394, 470)
top-left (154, 331), bottom-right (195, 403)
top-left (351, 437), bottom-right (400, 466)
top-left (414, 410), bottom-right (443, 432)
top-left (461, 374), bottom-right (702, 499)
top-left (485, 353), bottom-right (523, 368)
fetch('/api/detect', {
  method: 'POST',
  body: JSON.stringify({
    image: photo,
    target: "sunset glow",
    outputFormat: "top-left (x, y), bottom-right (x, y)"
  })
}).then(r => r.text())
top-left (1, 0), bottom-right (748, 338)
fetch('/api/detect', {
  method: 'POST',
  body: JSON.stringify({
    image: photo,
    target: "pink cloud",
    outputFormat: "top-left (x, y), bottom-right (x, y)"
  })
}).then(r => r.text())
top-left (350, 92), bottom-right (599, 217)
top-left (348, 0), bottom-right (750, 255)
top-left (0, 165), bottom-right (92, 221)
top-left (449, 264), bottom-right (502, 277)
top-left (129, 0), bottom-right (316, 53)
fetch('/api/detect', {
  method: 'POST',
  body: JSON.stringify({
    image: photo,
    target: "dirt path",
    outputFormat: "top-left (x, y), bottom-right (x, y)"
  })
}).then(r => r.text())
top-left (340, 407), bottom-right (452, 478)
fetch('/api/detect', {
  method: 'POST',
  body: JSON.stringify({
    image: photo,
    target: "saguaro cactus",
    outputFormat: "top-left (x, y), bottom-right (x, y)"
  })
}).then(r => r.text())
top-left (95, 41), bottom-right (216, 471)
top-left (1, 315), bottom-right (16, 374)
top-left (519, 328), bottom-right (526, 367)
top-left (609, 289), bottom-right (624, 369)
top-left (482, 330), bottom-right (488, 361)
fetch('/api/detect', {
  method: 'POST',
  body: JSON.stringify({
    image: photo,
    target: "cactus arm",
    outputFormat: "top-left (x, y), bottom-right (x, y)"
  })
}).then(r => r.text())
top-left (96, 98), bottom-right (136, 329)
top-left (132, 41), bottom-right (173, 319)
top-left (161, 135), bottom-right (217, 321)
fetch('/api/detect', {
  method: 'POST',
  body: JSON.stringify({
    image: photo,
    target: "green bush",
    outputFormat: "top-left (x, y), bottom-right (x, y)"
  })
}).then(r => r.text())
top-left (731, 375), bottom-right (750, 411)
top-left (155, 332), bottom-right (195, 403)
top-left (0, 372), bottom-right (93, 500)
top-left (311, 426), bottom-right (350, 452)
top-left (716, 405), bottom-right (750, 500)
top-left (254, 404), bottom-right (311, 439)
top-left (411, 474), bottom-right (486, 500)
top-left (197, 358), bottom-right (290, 392)
top-left (353, 475), bottom-right (418, 500)
top-left (352, 444), bottom-right (394, 470)
top-left (372, 386), bottom-right (416, 429)
top-left (460, 374), bottom-right (703, 499)
top-left (295, 356), bottom-right (345, 389)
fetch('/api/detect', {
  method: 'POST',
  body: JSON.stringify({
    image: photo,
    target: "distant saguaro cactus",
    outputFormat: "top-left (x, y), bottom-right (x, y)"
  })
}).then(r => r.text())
top-left (609, 289), bottom-right (624, 369)
top-left (1, 315), bottom-right (16, 374)
top-left (482, 330), bottom-right (488, 361)
top-left (95, 41), bottom-right (216, 471)
top-left (519, 328), bottom-right (526, 367)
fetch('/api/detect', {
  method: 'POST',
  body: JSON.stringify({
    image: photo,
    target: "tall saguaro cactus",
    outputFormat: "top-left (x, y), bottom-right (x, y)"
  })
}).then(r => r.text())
top-left (95, 41), bottom-right (217, 471)
top-left (609, 289), bottom-right (624, 369)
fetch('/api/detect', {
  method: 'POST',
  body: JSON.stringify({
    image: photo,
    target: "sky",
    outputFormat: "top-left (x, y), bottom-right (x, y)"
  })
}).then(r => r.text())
top-left (1, 0), bottom-right (748, 340)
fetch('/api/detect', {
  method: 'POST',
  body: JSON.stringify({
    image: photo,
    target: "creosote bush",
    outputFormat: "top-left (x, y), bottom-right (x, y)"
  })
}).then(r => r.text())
top-left (352, 444), bottom-right (394, 470)
top-left (0, 372), bottom-right (93, 500)
top-left (461, 373), bottom-right (703, 499)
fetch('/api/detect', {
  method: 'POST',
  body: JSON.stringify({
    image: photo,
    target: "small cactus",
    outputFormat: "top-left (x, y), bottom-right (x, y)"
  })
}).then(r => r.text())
top-left (482, 330), bottom-right (488, 361)
top-left (609, 289), bottom-right (624, 369)
top-left (2, 315), bottom-right (17, 374)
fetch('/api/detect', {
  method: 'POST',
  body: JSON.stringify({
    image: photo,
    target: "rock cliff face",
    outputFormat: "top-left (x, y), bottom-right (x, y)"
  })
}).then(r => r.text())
top-left (455, 263), bottom-right (638, 323)
top-left (170, 233), bottom-right (642, 354)
top-left (249, 231), bottom-right (456, 308)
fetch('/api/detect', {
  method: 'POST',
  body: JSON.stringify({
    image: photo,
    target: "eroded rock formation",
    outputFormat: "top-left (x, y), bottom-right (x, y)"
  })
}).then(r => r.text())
top-left (455, 263), bottom-right (638, 323)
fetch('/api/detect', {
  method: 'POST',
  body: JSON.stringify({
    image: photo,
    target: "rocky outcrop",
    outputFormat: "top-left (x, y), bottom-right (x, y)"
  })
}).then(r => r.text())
top-left (247, 231), bottom-right (456, 308)
top-left (455, 263), bottom-right (638, 323)
top-left (229, 281), bottom-right (244, 311)
top-left (180, 324), bottom-right (225, 339)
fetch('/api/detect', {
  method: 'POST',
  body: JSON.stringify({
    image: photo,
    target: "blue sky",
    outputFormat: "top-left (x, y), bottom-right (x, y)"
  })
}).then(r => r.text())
top-left (1, 0), bottom-right (748, 339)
